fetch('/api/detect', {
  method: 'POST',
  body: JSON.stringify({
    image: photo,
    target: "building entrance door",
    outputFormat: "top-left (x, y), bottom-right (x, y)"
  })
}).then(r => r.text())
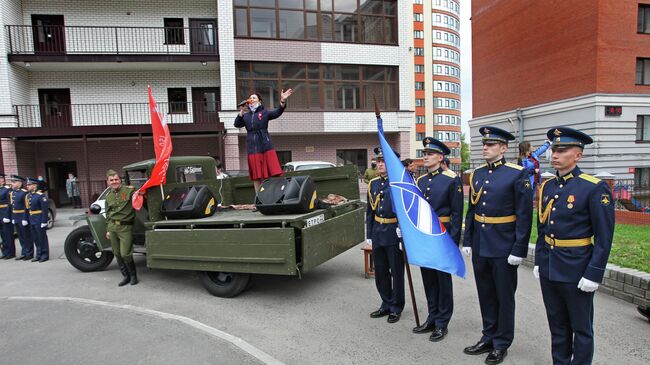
top-left (38, 89), bottom-right (71, 128)
top-left (192, 87), bottom-right (220, 124)
top-left (31, 14), bottom-right (66, 54)
top-left (45, 161), bottom-right (77, 207)
top-left (189, 19), bottom-right (217, 54)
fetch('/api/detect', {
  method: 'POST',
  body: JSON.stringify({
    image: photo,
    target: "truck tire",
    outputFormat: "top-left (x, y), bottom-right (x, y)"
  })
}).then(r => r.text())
top-left (200, 271), bottom-right (251, 298)
top-left (65, 225), bottom-right (114, 272)
top-left (47, 209), bottom-right (54, 229)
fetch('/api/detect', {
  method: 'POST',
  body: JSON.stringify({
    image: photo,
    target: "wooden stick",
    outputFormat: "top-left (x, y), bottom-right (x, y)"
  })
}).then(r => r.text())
top-left (401, 238), bottom-right (420, 327)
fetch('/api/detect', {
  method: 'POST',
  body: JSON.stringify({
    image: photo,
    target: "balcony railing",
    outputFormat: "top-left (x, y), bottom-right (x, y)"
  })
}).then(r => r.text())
top-left (13, 102), bottom-right (221, 129)
top-left (6, 25), bottom-right (218, 55)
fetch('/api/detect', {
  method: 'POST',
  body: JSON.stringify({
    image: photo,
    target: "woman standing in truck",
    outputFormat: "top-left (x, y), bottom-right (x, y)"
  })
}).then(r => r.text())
top-left (234, 89), bottom-right (293, 192)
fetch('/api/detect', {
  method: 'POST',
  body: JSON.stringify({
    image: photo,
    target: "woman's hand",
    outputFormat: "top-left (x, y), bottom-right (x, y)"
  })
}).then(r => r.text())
top-left (238, 105), bottom-right (247, 116)
top-left (280, 88), bottom-right (293, 103)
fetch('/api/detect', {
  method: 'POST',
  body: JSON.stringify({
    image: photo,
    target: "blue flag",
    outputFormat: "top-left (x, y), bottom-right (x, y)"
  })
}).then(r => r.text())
top-left (377, 116), bottom-right (466, 278)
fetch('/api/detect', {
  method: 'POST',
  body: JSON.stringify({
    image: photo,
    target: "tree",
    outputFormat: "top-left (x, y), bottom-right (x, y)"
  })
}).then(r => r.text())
top-left (460, 133), bottom-right (470, 171)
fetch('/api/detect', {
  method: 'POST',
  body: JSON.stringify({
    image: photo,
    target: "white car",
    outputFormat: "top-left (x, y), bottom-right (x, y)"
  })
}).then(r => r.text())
top-left (283, 161), bottom-right (336, 172)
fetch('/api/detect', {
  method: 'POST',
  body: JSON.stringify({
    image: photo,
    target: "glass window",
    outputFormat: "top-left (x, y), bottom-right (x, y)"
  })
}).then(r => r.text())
top-left (251, 8), bottom-right (276, 38)
top-left (164, 18), bottom-right (184, 45)
top-left (277, 151), bottom-right (293, 167)
top-left (168, 88), bottom-right (187, 114)
top-left (334, 13), bottom-right (358, 41)
top-left (335, 0), bottom-right (358, 12)
top-left (337, 83), bottom-right (361, 109)
top-left (175, 165), bottom-right (205, 183)
top-left (306, 12), bottom-right (318, 39)
top-left (637, 115), bottom-right (650, 141)
top-left (235, 9), bottom-right (249, 36)
top-left (637, 58), bottom-right (650, 85)
top-left (639, 5), bottom-right (650, 33)
top-left (279, 0), bottom-right (303, 9)
top-left (279, 10), bottom-right (305, 39)
top-left (336, 149), bottom-right (367, 177)
top-left (414, 47), bottom-right (424, 56)
top-left (363, 16), bottom-right (384, 43)
top-left (416, 132), bottom-right (424, 141)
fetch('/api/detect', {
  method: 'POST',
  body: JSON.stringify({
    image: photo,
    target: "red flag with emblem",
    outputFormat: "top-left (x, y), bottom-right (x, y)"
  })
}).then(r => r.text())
top-left (132, 85), bottom-right (173, 210)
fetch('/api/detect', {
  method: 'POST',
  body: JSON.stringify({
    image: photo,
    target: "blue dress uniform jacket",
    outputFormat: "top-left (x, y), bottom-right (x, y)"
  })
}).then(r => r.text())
top-left (463, 159), bottom-right (533, 258)
top-left (11, 188), bottom-right (32, 257)
top-left (0, 186), bottom-right (15, 257)
top-left (234, 104), bottom-right (285, 154)
top-left (535, 167), bottom-right (615, 283)
top-left (416, 168), bottom-right (464, 328)
top-left (27, 191), bottom-right (49, 261)
top-left (366, 175), bottom-right (405, 314)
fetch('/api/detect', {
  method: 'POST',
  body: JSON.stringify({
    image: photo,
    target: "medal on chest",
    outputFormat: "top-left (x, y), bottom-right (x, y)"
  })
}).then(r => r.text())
top-left (567, 194), bottom-right (575, 209)
top-left (121, 191), bottom-right (127, 201)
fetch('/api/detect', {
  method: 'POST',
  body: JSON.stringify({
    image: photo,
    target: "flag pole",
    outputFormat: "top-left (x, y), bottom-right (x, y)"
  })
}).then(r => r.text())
top-left (374, 96), bottom-right (420, 327)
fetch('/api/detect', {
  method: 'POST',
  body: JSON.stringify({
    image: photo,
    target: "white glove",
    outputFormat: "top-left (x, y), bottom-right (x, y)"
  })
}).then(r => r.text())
top-left (40, 223), bottom-right (48, 228)
top-left (577, 277), bottom-right (599, 292)
top-left (507, 255), bottom-right (524, 266)
top-left (462, 246), bottom-right (472, 257)
top-left (21, 220), bottom-right (28, 226)
top-left (366, 239), bottom-right (372, 247)
top-left (2, 218), bottom-right (9, 223)
top-left (396, 227), bottom-right (402, 238)
top-left (11, 219), bottom-right (15, 224)
top-left (533, 266), bottom-right (539, 279)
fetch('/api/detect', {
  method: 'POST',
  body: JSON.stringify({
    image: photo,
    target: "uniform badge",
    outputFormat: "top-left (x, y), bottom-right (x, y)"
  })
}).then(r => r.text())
top-left (258, 112), bottom-right (263, 121)
top-left (525, 181), bottom-right (531, 190)
top-left (554, 129), bottom-right (562, 136)
top-left (121, 191), bottom-right (127, 201)
top-left (457, 186), bottom-right (462, 193)
top-left (601, 194), bottom-right (611, 206)
top-left (567, 194), bottom-right (575, 209)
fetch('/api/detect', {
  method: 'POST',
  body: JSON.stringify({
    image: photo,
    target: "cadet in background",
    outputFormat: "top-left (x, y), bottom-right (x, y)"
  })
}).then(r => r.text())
top-left (462, 126), bottom-right (533, 365)
top-left (26, 177), bottom-right (49, 262)
top-left (10, 175), bottom-right (33, 261)
top-left (0, 173), bottom-right (15, 259)
top-left (534, 127), bottom-right (615, 365)
top-left (413, 137), bottom-right (463, 342)
top-left (105, 169), bottom-right (138, 286)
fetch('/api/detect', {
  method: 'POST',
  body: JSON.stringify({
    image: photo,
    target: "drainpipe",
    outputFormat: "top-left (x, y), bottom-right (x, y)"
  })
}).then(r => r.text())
top-left (516, 108), bottom-right (524, 142)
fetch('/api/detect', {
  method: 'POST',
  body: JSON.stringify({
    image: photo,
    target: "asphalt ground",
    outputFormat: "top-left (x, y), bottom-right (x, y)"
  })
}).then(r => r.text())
top-left (0, 208), bottom-right (648, 365)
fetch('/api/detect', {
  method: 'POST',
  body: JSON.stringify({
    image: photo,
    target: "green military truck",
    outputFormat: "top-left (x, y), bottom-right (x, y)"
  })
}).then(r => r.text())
top-left (64, 156), bottom-right (365, 298)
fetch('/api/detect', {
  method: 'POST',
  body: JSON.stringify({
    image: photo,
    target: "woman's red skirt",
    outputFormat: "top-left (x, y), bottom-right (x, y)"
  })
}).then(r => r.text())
top-left (248, 149), bottom-right (283, 180)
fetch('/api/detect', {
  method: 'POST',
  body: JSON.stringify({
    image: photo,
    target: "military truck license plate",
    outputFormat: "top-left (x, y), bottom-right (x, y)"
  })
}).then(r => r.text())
top-left (305, 214), bottom-right (325, 227)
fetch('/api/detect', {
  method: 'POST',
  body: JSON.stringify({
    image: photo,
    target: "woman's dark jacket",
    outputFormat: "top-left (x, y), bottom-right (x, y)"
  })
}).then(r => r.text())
top-left (234, 104), bottom-right (285, 154)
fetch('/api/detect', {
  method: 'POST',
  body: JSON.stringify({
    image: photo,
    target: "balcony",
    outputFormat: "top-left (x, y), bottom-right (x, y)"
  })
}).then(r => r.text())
top-left (1, 102), bottom-right (223, 138)
top-left (5, 24), bottom-right (219, 63)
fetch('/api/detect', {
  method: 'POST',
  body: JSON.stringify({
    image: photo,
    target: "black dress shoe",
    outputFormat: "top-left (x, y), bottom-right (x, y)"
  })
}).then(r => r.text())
top-left (23, 256), bottom-right (33, 261)
top-left (31, 258), bottom-right (39, 262)
top-left (3, 255), bottom-right (15, 260)
top-left (412, 322), bottom-right (436, 334)
top-left (387, 313), bottom-right (401, 323)
top-left (15, 256), bottom-right (25, 260)
top-left (39, 258), bottom-right (49, 263)
top-left (463, 341), bottom-right (493, 355)
top-left (485, 349), bottom-right (507, 364)
top-left (638, 306), bottom-right (650, 321)
top-left (370, 309), bottom-right (390, 318)
top-left (429, 327), bottom-right (448, 342)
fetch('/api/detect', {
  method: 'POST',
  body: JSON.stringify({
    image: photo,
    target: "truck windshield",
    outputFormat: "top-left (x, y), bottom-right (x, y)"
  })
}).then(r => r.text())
top-left (126, 170), bottom-right (148, 189)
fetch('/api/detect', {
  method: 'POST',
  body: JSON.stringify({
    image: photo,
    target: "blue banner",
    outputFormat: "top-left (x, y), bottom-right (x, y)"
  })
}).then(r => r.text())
top-left (377, 116), bottom-right (466, 278)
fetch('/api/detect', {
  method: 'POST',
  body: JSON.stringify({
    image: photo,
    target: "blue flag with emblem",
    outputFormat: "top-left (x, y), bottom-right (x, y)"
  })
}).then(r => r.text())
top-left (377, 115), bottom-right (466, 278)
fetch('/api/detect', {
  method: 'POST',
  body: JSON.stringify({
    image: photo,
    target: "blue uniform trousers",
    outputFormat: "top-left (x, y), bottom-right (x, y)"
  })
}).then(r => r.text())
top-left (472, 255), bottom-right (518, 350)
top-left (0, 221), bottom-right (15, 256)
top-left (14, 222), bottom-right (33, 257)
top-left (372, 244), bottom-right (405, 314)
top-left (540, 277), bottom-right (594, 365)
top-left (30, 224), bottom-right (49, 260)
top-left (420, 267), bottom-right (453, 328)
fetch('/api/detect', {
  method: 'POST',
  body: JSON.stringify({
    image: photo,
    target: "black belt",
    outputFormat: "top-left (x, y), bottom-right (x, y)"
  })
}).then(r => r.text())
top-left (110, 219), bottom-right (134, 226)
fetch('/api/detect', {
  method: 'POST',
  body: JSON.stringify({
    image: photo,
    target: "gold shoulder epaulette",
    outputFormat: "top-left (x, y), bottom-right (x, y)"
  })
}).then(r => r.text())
top-left (368, 176), bottom-right (381, 185)
top-left (416, 174), bottom-right (426, 184)
top-left (35, 192), bottom-right (43, 195)
top-left (579, 173), bottom-right (600, 184)
top-left (505, 162), bottom-right (524, 170)
top-left (442, 170), bottom-right (457, 178)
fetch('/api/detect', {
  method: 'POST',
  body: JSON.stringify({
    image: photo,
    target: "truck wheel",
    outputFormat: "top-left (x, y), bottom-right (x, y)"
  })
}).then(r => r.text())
top-left (200, 271), bottom-right (251, 298)
top-left (47, 209), bottom-right (54, 229)
top-left (65, 225), bottom-right (114, 272)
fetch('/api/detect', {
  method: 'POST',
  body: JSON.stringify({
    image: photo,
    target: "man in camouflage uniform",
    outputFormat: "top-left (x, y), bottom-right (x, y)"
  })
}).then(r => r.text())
top-left (105, 169), bottom-right (138, 286)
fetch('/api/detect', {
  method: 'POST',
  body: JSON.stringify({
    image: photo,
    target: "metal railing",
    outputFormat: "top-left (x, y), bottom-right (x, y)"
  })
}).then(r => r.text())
top-left (614, 178), bottom-right (650, 212)
top-left (6, 25), bottom-right (218, 55)
top-left (13, 101), bottom-right (221, 129)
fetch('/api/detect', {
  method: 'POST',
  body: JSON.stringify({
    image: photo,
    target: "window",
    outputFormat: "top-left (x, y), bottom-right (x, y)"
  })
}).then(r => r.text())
top-left (416, 149), bottom-right (423, 158)
top-left (639, 5), bottom-right (650, 33)
top-left (414, 64), bottom-right (425, 73)
top-left (637, 58), bottom-right (650, 85)
top-left (175, 165), bottom-right (205, 183)
top-left (168, 88), bottom-right (187, 114)
top-left (337, 149), bottom-right (367, 177)
top-left (234, 0), bottom-right (397, 44)
top-left (276, 151), bottom-right (292, 167)
top-left (414, 13), bottom-right (423, 22)
top-left (414, 47), bottom-right (424, 56)
top-left (164, 18), bottom-right (184, 44)
top-left (637, 115), bottom-right (650, 141)
top-left (236, 62), bottom-right (398, 110)
top-left (415, 81), bottom-right (425, 90)
top-left (414, 30), bottom-right (424, 39)
top-left (415, 132), bottom-right (425, 141)
top-left (413, 0), bottom-right (423, 4)
top-left (415, 115), bottom-right (425, 124)
top-left (635, 168), bottom-right (650, 187)
top-left (415, 98), bottom-right (425, 107)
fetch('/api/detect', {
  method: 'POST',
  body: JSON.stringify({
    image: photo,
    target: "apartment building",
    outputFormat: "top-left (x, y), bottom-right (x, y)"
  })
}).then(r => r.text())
top-left (411, 0), bottom-right (462, 174)
top-left (469, 0), bottom-right (650, 183)
top-left (0, 0), bottom-right (413, 206)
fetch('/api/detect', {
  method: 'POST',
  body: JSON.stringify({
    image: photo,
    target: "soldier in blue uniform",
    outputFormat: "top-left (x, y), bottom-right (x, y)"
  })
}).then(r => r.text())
top-left (412, 137), bottom-right (463, 342)
top-left (367, 147), bottom-right (404, 323)
top-left (534, 127), bottom-right (614, 365)
top-left (10, 175), bottom-right (33, 261)
top-left (462, 126), bottom-right (533, 364)
top-left (26, 177), bottom-right (50, 262)
top-left (0, 173), bottom-right (15, 259)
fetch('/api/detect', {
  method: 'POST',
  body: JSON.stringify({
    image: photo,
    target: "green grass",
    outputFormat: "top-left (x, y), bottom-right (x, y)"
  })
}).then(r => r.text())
top-left (461, 202), bottom-right (650, 273)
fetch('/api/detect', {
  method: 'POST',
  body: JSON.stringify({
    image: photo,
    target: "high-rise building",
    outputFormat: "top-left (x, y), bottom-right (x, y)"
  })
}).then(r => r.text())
top-left (0, 0), bottom-right (413, 206)
top-left (469, 0), bottom-right (650, 182)
top-left (412, 0), bottom-right (462, 174)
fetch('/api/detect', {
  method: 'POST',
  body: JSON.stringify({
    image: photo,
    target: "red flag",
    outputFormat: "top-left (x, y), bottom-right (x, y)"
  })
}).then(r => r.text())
top-left (132, 86), bottom-right (173, 210)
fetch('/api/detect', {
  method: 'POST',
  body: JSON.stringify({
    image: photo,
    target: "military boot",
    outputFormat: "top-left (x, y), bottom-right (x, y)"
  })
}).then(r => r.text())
top-left (116, 256), bottom-right (130, 287)
top-left (127, 261), bottom-right (138, 285)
